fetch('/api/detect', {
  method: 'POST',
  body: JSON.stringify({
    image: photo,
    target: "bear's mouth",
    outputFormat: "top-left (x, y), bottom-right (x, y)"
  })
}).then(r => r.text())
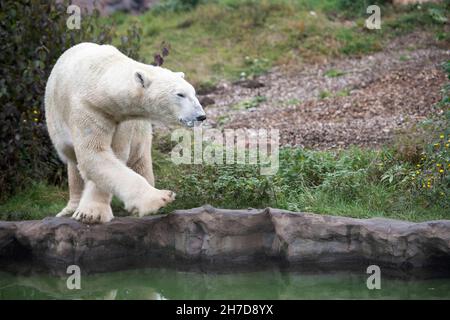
top-left (179, 118), bottom-right (195, 127)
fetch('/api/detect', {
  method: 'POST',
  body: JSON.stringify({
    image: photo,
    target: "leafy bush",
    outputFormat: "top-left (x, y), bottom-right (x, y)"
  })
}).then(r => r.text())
top-left (412, 133), bottom-right (449, 209)
top-left (409, 62), bottom-right (450, 209)
top-left (0, 0), bottom-right (142, 200)
top-left (2, 142), bottom-right (448, 221)
top-left (329, 0), bottom-right (391, 18)
top-left (152, 152), bottom-right (275, 211)
top-left (154, 146), bottom-right (373, 210)
top-left (380, 1), bottom-right (450, 40)
top-left (146, 120), bottom-right (449, 220)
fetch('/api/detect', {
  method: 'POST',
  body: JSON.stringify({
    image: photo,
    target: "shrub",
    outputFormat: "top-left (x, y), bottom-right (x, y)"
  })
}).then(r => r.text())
top-left (0, 0), bottom-right (142, 200)
top-left (410, 62), bottom-right (450, 209)
top-left (330, 0), bottom-right (391, 18)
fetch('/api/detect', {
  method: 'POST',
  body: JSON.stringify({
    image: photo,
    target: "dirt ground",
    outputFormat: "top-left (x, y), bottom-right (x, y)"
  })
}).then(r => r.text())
top-left (199, 32), bottom-right (449, 149)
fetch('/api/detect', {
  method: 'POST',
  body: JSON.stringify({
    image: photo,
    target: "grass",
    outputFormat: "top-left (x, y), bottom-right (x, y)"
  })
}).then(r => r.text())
top-left (1, 145), bottom-right (448, 222)
top-left (1, 1), bottom-right (448, 222)
top-left (324, 69), bottom-right (346, 78)
top-left (319, 90), bottom-right (331, 99)
top-left (105, 0), bottom-right (448, 86)
top-left (0, 183), bottom-right (68, 221)
top-left (231, 95), bottom-right (267, 110)
top-left (319, 88), bottom-right (351, 98)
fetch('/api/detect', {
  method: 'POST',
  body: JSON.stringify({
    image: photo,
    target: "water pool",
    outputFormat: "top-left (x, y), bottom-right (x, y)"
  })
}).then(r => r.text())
top-left (1, 268), bottom-right (449, 300)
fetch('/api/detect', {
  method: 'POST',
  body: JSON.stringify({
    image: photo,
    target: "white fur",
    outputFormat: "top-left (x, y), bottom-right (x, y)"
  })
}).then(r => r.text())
top-left (45, 43), bottom-right (205, 223)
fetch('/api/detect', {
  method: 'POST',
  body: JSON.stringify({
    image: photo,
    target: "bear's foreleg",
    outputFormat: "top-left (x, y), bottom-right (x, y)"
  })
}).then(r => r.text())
top-left (72, 109), bottom-right (175, 219)
top-left (72, 180), bottom-right (113, 223)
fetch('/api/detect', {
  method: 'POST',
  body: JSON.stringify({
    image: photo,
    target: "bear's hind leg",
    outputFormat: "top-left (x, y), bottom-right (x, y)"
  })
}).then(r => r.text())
top-left (116, 120), bottom-right (155, 187)
top-left (130, 155), bottom-right (155, 187)
top-left (72, 181), bottom-right (113, 224)
top-left (56, 161), bottom-right (84, 217)
top-left (128, 140), bottom-right (155, 187)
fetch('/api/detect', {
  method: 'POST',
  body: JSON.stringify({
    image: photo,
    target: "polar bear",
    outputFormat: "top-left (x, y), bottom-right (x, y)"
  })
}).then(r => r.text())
top-left (45, 42), bottom-right (206, 223)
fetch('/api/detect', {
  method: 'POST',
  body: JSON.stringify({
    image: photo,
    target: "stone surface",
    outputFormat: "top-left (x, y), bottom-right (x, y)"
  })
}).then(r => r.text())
top-left (1, 206), bottom-right (449, 277)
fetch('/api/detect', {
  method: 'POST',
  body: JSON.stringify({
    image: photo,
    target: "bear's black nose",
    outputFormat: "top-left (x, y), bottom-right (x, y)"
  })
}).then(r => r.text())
top-left (196, 115), bottom-right (206, 121)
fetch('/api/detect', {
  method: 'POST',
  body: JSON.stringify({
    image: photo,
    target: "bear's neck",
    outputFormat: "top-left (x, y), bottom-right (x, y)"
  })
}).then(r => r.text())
top-left (94, 60), bottom-right (154, 122)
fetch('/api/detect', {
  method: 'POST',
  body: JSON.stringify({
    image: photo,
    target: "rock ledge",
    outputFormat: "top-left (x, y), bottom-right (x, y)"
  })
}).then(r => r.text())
top-left (1, 206), bottom-right (449, 277)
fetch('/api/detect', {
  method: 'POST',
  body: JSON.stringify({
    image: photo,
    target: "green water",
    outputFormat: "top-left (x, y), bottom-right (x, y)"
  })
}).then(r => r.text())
top-left (0, 268), bottom-right (449, 300)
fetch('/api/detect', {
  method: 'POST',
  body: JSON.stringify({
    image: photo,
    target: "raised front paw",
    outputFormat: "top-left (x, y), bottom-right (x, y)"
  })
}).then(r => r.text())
top-left (125, 189), bottom-right (176, 217)
top-left (72, 202), bottom-right (114, 224)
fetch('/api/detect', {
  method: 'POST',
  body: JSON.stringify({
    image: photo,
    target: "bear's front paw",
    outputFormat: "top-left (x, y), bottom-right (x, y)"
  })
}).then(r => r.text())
top-left (72, 202), bottom-right (114, 224)
top-left (125, 189), bottom-right (176, 217)
top-left (56, 200), bottom-right (79, 218)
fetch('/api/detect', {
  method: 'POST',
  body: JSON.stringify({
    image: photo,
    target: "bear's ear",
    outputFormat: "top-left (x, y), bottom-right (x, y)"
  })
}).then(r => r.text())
top-left (175, 72), bottom-right (185, 79)
top-left (134, 71), bottom-right (151, 88)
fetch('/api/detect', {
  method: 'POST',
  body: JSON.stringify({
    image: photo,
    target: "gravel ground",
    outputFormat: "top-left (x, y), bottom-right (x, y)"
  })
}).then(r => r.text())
top-left (197, 32), bottom-right (449, 149)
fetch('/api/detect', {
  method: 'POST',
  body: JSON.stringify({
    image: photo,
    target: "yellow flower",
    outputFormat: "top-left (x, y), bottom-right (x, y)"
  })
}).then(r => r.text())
top-left (434, 143), bottom-right (440, 147)
top-left (437, 163), bottom-right (441, 167)
top-left (33, 110), bottom-right (39, 115)
top-left (440, 134), bottom-right (445, 139)
top-left (439, 169), bottom-right (444, 173)
top-left (416, 170), bottom-right (420, 174)
top-left (416, 164), bottom-right (421, 168)
top-left (33, 118), bottom-right (38, 122)
top-left (446, 144), bottom-right (449, 148)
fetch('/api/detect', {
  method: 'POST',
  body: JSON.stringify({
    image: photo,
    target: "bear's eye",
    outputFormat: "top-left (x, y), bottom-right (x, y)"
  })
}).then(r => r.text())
top-left (177, 93), bottom-right (185, 98)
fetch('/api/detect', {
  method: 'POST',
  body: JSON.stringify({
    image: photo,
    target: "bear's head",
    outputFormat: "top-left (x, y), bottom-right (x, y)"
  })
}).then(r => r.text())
top-left (134, 67), bottom-right (206, 127)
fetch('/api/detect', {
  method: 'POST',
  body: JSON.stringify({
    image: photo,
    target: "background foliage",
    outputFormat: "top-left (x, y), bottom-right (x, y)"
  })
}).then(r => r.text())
top-left (0, 0), bottom-right (448, 222)
top-left (0, 0), bottom-right (142, 200)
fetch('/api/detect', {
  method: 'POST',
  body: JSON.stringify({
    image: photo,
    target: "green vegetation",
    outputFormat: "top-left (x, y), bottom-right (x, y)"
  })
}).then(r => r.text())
top-left (335, 89), bottom-right (350, 97)
top-left (232, 95), bottom-right (267, 110)
top-left (152, 140), bottom-right (448, 222)
top-left (2, 142), bottom-right (448, 222)
top-left (107, 0), bottom-right (449, 85)
top-left (0, 0), bottom-right (448, 222)
top-left (399, 62), bottom-right (450, 208)
top-left (276, 98), bottom-right (302, 107)
top-left (319, 90), bottom-right (332, 99)
top-left (0, 0), bottom-right (142, 200)
top-left (0, 183), bottom-right (68, 221)
top-left (320, 88), bottom-right (351, 98)
top-left (2, 69), bottom-right (448, 222)
top-left (3, 59), bottom-right (448, 222)
top-left (324, 69), bottom-right (346, 78)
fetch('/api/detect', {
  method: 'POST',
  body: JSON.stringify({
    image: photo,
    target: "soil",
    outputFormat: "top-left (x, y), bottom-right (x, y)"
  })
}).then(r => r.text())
top-left (200, 32), bottom-right (449, 149)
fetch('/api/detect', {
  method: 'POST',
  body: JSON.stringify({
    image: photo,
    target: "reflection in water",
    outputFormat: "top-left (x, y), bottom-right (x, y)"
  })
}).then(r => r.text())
top-left (0, 268), bottom-right (450, 300)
